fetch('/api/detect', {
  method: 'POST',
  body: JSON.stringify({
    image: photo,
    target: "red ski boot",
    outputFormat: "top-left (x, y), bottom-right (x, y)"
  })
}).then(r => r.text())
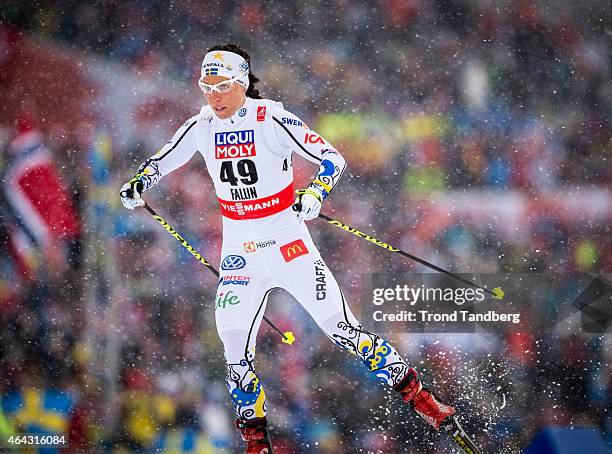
top-left (393, 368), bottom-right (455, 430)
top-left (235, 417), bottom-right (274, 454)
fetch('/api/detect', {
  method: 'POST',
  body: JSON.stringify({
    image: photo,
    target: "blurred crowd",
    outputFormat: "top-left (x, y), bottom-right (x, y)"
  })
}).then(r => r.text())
top-left (1, 0), bottom-right (610, 452)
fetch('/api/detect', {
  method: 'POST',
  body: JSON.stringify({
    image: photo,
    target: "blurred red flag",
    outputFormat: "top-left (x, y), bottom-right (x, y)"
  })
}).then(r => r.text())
top-left (4, 114), bottom-right (80, 248)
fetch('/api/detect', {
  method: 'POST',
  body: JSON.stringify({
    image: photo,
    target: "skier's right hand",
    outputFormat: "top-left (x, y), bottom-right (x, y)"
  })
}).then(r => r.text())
top-left (120, 176), bottom-right (145, 210)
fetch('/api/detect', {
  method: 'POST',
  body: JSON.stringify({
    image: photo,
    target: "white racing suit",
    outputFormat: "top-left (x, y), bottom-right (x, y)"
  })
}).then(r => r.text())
top-left (134, 97), bottom-right (411, 420)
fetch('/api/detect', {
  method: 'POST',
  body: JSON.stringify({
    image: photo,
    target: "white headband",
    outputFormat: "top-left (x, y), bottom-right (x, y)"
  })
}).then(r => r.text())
top-left (200, 50), bottom-right (250, 89)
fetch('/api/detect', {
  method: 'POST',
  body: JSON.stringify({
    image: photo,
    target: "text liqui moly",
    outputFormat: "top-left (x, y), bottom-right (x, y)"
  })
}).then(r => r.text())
top-left (215, 130), bottom-right (256, 159)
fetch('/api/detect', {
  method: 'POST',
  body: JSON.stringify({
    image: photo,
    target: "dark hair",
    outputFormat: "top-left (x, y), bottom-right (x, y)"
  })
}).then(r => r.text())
top-left (207, 43), bottom-right (262, 99)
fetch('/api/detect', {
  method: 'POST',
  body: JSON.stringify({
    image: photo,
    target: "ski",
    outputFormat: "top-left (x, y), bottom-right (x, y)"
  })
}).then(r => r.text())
top-left (441, 416), bottom-right (483, 454)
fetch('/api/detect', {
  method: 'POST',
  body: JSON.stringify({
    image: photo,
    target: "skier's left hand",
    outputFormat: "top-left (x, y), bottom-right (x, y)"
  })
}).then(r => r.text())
top-left (294, 189), bottom-right (322, 221)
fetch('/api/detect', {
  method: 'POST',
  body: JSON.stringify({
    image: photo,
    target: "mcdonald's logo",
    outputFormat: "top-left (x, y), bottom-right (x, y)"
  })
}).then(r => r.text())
top-left (280, 239), bottom-right (309, 262)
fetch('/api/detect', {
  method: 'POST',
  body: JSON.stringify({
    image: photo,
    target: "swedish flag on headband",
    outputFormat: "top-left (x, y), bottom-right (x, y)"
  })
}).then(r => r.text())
top-left (204, 67), bottom-right (219, 76)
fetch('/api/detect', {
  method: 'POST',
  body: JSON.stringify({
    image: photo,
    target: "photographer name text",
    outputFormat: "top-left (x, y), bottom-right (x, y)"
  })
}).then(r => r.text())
top-left (372, 309), bottom-right (520, 324)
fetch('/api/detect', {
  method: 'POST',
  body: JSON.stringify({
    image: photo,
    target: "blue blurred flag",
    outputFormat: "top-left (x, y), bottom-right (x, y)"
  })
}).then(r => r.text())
top-left (88, 132), bottom-right (112, 185)
top-left (2, 388), bottom-right (74, 454)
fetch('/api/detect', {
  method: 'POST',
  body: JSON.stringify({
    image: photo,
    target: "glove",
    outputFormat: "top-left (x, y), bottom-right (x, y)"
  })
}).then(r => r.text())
top-left (293, 189), bottom-right (322, 221)
top-left (120, 176), bottom-right (145, 210)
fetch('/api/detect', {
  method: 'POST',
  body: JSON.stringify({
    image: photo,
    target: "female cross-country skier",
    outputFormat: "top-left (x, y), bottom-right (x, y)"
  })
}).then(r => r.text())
top-left (120, 43), bottom-right (477, 453)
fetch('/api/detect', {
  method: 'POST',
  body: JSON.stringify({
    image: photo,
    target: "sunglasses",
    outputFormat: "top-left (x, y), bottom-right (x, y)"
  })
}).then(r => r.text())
top-left (198, 69), bottom-right (248, 94)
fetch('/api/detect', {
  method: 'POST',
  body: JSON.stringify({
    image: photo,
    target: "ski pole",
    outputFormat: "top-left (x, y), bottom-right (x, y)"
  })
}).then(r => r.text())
top-left (142, 202), bottom-right (296, 345)
top-left (317, 213), bottom-right (503, 299)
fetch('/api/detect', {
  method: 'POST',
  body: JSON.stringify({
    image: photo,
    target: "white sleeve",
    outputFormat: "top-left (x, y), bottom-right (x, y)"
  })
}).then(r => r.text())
top-left (271, 108), bottom-right (346, 199)
top-left (134, 116), bottom-right (199, 191)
